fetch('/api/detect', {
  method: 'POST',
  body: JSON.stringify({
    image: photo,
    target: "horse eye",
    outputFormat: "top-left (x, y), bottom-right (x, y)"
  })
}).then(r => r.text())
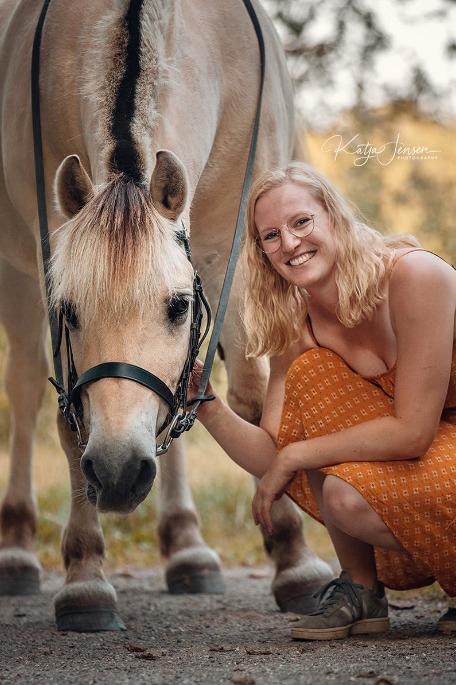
top-left (61, 301), bottom-right (79, 330)
top-left (167, 295), bottom-right (190, 324)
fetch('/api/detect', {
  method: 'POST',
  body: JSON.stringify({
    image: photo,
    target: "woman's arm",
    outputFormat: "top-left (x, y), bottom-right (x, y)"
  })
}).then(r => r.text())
top-left (193, 341), bottom-right (306, 477)
top-left (197, 397), bottom-right (275, 477)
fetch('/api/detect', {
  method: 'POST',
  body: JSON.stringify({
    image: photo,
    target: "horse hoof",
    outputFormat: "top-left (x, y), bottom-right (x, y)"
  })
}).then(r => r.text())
top-left (54, 578), bottom-right (125, 632)
top-left (272, 558), bottom-right (334, 614)
top-left (56, 608), bottom-right (126, 632)
top-left (0, 548), bottom-right (41, 595)
top-left (166, 546), bottom-right (225, 595)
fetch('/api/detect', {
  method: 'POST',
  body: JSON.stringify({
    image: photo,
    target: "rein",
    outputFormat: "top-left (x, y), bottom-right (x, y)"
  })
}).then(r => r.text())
top-left (32, 0), bottom-right (265, 455)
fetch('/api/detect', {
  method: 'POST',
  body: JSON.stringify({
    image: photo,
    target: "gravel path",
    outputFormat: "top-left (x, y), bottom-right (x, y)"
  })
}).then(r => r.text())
top-left (1, 567), bottom-right (454, 685)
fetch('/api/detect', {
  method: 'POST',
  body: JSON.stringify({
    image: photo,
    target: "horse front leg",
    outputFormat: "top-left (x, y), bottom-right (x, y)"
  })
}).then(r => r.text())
top-left (53, 415), bottom-right (125, 631)
top-left (220, 295), bottom-right (333, 613)
top-left (262, 488), bottom-right (334, 612)
top-left (0, 262), bottom-right (46, 595)
top-left (157, 437), bottom-right (224, 594)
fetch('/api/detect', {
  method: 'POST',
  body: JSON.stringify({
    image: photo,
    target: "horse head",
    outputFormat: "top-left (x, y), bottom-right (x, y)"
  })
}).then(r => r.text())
top-left (51, 150), bottom-right (195, 513)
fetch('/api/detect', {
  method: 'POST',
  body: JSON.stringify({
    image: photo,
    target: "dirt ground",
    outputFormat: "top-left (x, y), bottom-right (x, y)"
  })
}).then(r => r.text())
top-left (0, 567), bottom-right (454, 685)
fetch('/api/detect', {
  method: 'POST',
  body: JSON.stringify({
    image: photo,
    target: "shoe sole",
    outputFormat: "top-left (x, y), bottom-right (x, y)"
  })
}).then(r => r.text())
top-left (291, 617), bottom-right (390, 641)
top-left (437, 620), bottom-right (456, 635)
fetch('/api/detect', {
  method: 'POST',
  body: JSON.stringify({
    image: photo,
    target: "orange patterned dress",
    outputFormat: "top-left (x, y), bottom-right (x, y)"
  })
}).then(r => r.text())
top-left (279, 343), bottom-right (456, 596)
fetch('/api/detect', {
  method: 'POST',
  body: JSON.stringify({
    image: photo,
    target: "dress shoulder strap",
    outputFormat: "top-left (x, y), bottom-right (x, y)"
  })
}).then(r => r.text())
top-left (306, 314), bottom-right (320, 347)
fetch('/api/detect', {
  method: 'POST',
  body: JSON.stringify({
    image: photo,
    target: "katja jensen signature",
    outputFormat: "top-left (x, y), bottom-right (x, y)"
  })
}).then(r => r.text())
top-left (321, 133), bottom-right (441, 166)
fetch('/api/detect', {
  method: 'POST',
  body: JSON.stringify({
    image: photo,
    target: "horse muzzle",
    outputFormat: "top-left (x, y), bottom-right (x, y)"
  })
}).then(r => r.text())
top-left (81, 440), bottom-right (157, 513)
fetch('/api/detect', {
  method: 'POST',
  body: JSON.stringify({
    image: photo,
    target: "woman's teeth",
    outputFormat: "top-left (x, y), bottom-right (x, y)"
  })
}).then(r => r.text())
top-left (288, 251), bottom-right (316, 266)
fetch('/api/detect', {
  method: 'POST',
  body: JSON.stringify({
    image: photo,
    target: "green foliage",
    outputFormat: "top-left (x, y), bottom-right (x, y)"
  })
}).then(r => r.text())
top-left (307, 105), bottom-right (456, 261)
top-left (34, 478), bottom-right (334, 571)
top-left (34, 481), bottom-right (270, 570)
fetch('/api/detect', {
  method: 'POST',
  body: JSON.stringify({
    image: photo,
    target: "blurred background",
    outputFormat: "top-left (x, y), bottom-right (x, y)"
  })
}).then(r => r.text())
top-left (0, 0), bottom-right (454, 572)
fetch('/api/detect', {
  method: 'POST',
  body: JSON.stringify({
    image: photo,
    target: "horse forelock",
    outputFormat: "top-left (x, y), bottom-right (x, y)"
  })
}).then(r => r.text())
top-left (50, 176), bottom-right (192, 326)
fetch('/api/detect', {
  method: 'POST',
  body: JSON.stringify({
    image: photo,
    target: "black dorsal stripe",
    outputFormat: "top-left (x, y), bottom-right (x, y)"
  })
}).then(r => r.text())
top-left (110, 0), bottom-right (144, 184)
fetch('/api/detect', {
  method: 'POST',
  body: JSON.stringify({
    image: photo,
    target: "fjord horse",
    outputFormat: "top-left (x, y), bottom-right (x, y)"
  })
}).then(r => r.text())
top-left (0, 0), bottom-right (332, 630)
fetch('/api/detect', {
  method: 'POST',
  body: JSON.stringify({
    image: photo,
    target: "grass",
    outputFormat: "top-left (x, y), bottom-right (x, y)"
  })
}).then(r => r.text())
top-left (0, 320), bottom-right (336, 573)
top-left (0, 418), bottom-right (336, 572)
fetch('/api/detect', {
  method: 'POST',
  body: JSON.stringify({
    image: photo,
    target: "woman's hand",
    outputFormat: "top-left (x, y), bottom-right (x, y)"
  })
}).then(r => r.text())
top-left (187, 359), bottom-right (217, 418)
top-left (252, 446), bottom-right (301, 535)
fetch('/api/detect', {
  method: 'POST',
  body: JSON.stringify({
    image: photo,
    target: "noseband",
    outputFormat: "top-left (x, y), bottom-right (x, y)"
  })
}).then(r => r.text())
top-left (32, 0), bottom-right (265, 456)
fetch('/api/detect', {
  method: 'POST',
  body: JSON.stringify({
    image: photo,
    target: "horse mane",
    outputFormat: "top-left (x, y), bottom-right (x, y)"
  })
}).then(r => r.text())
top-left (50, 3), bottom-right (188, 325)
top-left (50, 175), bottom-right (191, 325)
top-left (83, 0), bottom-right (176, 182)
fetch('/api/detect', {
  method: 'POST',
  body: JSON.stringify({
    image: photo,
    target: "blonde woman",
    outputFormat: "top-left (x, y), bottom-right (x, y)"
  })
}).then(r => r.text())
top-left (190, 162), bottom-right (456, 640)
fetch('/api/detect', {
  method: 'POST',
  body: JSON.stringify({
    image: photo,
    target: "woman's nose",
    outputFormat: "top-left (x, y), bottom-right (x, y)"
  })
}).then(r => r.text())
top-left (281, 228), bottom-right (301, 252)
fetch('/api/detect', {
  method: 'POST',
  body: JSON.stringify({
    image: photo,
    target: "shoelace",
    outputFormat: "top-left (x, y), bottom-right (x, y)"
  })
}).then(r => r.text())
top-left (309, 577), bottom-right (362, 616)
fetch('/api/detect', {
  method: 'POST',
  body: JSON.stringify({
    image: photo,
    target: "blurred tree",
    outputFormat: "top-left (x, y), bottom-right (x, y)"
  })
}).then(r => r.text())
top-left (306, 102), bottom-right (456, 261)
top-left (265, 0), bottom-right (456, 125)
top-left (263, 0), bottom-right (456, 261)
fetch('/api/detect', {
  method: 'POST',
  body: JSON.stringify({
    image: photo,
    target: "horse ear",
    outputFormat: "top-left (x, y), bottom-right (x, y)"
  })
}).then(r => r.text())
top-left (150, 150), bottom-right (188, 220)
top-left (54, 155), bottom-right (93, 218)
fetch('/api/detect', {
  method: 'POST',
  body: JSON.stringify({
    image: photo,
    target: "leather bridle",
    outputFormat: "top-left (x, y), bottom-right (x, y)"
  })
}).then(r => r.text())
top-left (32, 0), bottom-right (265, 456)
top-left (47, 227), bottom-right (213, 454)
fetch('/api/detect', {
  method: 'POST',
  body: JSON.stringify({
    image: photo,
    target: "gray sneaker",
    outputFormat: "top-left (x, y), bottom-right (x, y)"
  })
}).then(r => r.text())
top-left (291, 571), bottom-right (389, 641)
top-left (437, 608), bottom-right (456, 634)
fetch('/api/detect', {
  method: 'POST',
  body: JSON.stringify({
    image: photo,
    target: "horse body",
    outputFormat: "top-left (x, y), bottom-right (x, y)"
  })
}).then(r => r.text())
top-left (0, 0), bottom-right (332, 630)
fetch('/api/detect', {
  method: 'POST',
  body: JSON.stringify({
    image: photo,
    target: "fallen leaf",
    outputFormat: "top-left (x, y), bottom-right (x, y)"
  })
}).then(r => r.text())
top-left (231, 677), bottom-right (255, 685)
top-left (135, 649), bottom-right (167, 660)
top-left (245, 647), bottom-right (273, 655)
top-left (127, 644), bottom-right (146, 653)
top-left (374, 678), bottom-right (394, 685)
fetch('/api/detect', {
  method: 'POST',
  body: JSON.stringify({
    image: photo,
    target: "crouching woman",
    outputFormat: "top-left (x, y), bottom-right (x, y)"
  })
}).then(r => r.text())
top-left (190, 162), bottom-right (456, 640)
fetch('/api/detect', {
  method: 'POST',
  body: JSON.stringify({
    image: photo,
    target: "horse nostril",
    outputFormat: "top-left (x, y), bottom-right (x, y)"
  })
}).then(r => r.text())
top-left (139, 458), bottom-right (156, 485)
top-left (81, 456), bottom-right (103, 490)
top-left (132, 458), bottom-right (156, 498)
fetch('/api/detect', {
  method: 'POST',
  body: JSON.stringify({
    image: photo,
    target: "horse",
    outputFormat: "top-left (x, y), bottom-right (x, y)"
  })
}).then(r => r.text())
top-left (0, 0), bottom-right (332, 631)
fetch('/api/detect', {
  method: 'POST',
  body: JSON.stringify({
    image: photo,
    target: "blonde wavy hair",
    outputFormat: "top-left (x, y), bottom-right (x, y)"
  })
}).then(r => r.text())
top-left (243, 162), bottom-right (420, 357)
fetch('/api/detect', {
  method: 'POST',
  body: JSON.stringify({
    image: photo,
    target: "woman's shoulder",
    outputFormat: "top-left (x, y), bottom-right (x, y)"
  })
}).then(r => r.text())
top-left (388, 248), bottom-right (456, 291)
top-left (389, 247), bottom-right (454, 274)
top-left (388, 248), bottom-right (456, 326)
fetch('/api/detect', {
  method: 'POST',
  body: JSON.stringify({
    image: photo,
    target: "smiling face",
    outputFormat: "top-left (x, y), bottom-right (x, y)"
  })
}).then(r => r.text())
top-left (254, 181), bottom-right (337, 292)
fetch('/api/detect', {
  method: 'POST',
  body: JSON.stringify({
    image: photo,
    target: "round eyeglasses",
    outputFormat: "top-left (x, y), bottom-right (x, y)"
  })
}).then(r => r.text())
top-left (256, 214), bottom-right (315, 254)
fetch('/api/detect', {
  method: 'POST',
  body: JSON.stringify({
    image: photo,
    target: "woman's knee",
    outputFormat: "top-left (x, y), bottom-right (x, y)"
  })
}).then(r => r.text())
top-left (322, 475), bottom-right (368, 530)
